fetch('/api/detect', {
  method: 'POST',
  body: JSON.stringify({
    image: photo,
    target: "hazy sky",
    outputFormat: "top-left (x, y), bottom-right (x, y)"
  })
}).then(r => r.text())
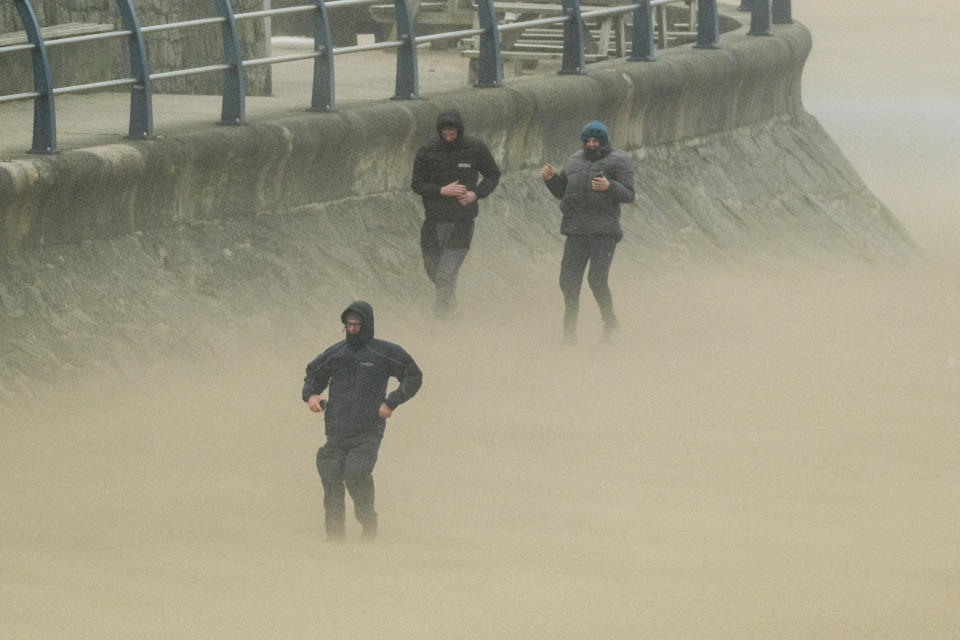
top-left (800, 0), bottom-right (959, 253)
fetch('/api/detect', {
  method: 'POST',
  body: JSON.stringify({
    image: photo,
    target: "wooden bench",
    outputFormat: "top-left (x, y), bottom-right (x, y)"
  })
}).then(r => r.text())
top-left (456, 2), bottom-right (627, 80)
top-left (370, 0), bottom-right (624, 50)
top-left (459, 0), bottom-right (702, 76)
top-left (483, 2), bottom-right (627, 56)
top-left (370, 0), bottom-right (476, 29)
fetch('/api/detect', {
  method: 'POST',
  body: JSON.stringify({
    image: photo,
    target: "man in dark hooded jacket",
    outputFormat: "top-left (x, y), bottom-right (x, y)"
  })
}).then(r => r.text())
top-left (302, 301), bottom-right (422, 541)
top-left (411, 108), bottom-right (501, 318)
top-left (542, 120), bottom-right (635, 342)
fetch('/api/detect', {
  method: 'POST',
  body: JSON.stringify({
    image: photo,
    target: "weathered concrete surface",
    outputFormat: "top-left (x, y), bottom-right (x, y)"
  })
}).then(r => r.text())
top-left (0, 14), bottom-right (918, 404)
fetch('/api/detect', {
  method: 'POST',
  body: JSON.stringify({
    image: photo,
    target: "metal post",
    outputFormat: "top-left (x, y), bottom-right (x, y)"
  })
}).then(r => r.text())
top-left (772, 0), bottom-right (792, 24)
top-left (558, 0), bottom-right (586, 75)
top-left (263, 0), bottom-right (272, 57)
top-left (474, 0), bottom-right (502, 87)
top-left (309, 0), bottom-right (336, 110)
top-left (392, 0), bottom-right (419, 99)
top-left (694, 0), bottom-right (719, 49)
top-left (748, 0), bottom-right (772, 35)
top-left (655, 5), bottom-right (666, 49)
top-left (14, 0), bottom-right (57, 153)
top-left (115, 0), bottom-right (154, 138)
top-left (214, 0), bottom-right (246, 123)
top-left (629, 0), bottom-right (655, 61)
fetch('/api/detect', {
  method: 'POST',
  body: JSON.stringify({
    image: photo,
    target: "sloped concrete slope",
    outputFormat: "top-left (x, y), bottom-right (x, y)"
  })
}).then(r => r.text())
top-left (0, 19), bottom-right (916, 403)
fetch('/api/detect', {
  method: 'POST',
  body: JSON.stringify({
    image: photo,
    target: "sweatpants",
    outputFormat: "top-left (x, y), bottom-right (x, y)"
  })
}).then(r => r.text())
top-left (421, 219), bottom-right (475, 317)
top-left (559, 234), bottom-right (619, 337)
top-left (316, 434), bottom-right (382, 539)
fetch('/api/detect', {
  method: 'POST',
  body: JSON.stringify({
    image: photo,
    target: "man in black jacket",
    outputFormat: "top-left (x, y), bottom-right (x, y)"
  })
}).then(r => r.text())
top-left (302, 301), bottom-right (423, 541)
top-left (411, 108), bottom-right (501, 318)
top-left (542, 120), bottom-right (636, 342)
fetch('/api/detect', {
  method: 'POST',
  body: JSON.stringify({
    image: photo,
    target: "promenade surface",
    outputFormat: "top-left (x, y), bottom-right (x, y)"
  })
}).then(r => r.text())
top-left (0, 37), bottom-right (498, 161)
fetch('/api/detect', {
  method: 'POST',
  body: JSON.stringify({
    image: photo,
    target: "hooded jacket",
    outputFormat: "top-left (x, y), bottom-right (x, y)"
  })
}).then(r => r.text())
top-left (411, 109), bottom-right (501, 223)
top-left (544, 132), bottom-right (636, 239)
top-left (302, 301), bottom-right (423, 438)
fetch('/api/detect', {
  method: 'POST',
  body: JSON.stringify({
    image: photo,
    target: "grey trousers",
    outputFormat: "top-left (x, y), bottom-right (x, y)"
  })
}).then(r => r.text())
top-left (421, 219), bottom-right (474, 317)
top-left (559, 234), bottom-right (618, 336)
top-left (316, 434), bottom-right (381, 539)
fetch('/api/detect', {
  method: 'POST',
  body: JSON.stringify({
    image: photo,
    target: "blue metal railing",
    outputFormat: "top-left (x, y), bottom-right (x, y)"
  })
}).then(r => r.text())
top-left (0, 0), bottom-right (792, 154)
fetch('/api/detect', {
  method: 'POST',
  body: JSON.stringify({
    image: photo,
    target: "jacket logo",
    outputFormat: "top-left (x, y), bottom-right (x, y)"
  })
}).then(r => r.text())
top-left (359, 361), bottom-right (375, 367)
top-left (457, 162), bottom-right (472, 168)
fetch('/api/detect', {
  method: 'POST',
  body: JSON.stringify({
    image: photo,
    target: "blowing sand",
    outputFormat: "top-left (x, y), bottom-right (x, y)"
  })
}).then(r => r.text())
top-left (2, 2), bottom-right (958, 638)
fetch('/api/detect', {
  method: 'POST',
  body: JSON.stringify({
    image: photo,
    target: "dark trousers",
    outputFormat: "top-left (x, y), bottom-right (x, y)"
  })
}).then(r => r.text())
top-left (421, 219), bottom-right (474, 317)
top-left (559, 234), bottom-right (618, 337)
top-left (316, 434), bottom-right (381, 539)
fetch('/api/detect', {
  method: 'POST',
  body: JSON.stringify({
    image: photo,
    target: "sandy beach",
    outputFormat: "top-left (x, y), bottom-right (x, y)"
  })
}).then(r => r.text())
top-left (1, 2), bottom-right (958, 638)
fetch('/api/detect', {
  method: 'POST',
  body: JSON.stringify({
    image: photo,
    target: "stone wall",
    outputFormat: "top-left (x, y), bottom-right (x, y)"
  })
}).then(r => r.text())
top-left (0, 0), bottom-right (270, 96)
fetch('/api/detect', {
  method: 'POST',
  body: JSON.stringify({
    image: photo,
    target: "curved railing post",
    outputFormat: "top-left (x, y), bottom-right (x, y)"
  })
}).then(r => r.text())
top-left (214, 0), bottom-right (246, 123)
top-left (14, 0), bottom-right (57, 153)
top-left (694, 0), bottom-right (720, 49)
top-left (392, 0), bottom-right (419, 99)
top-left (309, 0), bottom-right (336, 110)
top-left (629, 0), bottom-right (656, 62)
top-left (558, 0), bottom-right (586, 75)
top-left (749, 0), bottom-right (772, 35)
top-left (772, 0), bottom-right (792, 24)
top-left (474, 0), bottom-right (503, 87)
top-left (115, 0), bottom-right (154, 138)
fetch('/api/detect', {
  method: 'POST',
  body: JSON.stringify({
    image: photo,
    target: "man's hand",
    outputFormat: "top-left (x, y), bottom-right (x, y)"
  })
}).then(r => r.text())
top-left (378, 403), bottom-right (393, 419)
top-left (456, 190), bottom-right (478, 206)
top-left (440, 180), bottom-right (468, 198)
top-left (307, 394), bottom-right (325, 413)
top-left (591, 175), bottom-right (610, 191)
top-left (541, 164), bottom-right (555, 180)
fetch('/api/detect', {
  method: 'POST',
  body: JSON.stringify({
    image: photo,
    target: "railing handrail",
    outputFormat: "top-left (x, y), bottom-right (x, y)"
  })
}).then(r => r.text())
top-left (0, 42), bottom-right (35, 53)
top-left (42, 29), bottom-right (133, 47)
top-left (0, 0), bottom-right (792, 153)
top-left (141, 16), bottom-right (228, 34)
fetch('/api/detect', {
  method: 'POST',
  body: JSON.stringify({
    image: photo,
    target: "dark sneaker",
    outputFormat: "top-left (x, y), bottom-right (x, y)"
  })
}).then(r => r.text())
top-left (563, 315), bottom-right (577, 345)
top-left (601, 318), bottom-right (619, 341)
top-left (325, 518), bottom-right (346, 542)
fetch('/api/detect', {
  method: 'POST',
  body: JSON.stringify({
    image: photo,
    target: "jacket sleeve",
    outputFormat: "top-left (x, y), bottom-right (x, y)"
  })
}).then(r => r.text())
top-left (473, 142), bottom-right (501, 199)
top-left (411, 147), bottom-right (441, 198)
top-left (606, 153), bottom-right (636, 203)
top-left (302, 352), bottom-right (332, 402)
top-left (544, 171), bottom-right (567, 200)
top-left (383, 346), bottom-right (423, 410)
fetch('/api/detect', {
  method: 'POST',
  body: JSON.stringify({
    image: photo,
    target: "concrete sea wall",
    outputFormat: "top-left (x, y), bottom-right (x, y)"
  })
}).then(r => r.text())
top-left (0, 15), bottom-right (916, 403)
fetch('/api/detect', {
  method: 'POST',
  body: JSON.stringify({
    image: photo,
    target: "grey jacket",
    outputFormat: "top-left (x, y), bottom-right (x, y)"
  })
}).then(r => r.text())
top-left (544, 145), bottom-right (635, 239)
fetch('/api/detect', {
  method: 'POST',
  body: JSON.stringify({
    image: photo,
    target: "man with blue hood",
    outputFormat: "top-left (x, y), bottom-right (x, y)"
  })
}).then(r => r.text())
top-left (542, 120), bottom-right (636, 342)
top-left (411, 108), bottom-right (501, 318)
top-left (302, 301), bottom-right (422, 541)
